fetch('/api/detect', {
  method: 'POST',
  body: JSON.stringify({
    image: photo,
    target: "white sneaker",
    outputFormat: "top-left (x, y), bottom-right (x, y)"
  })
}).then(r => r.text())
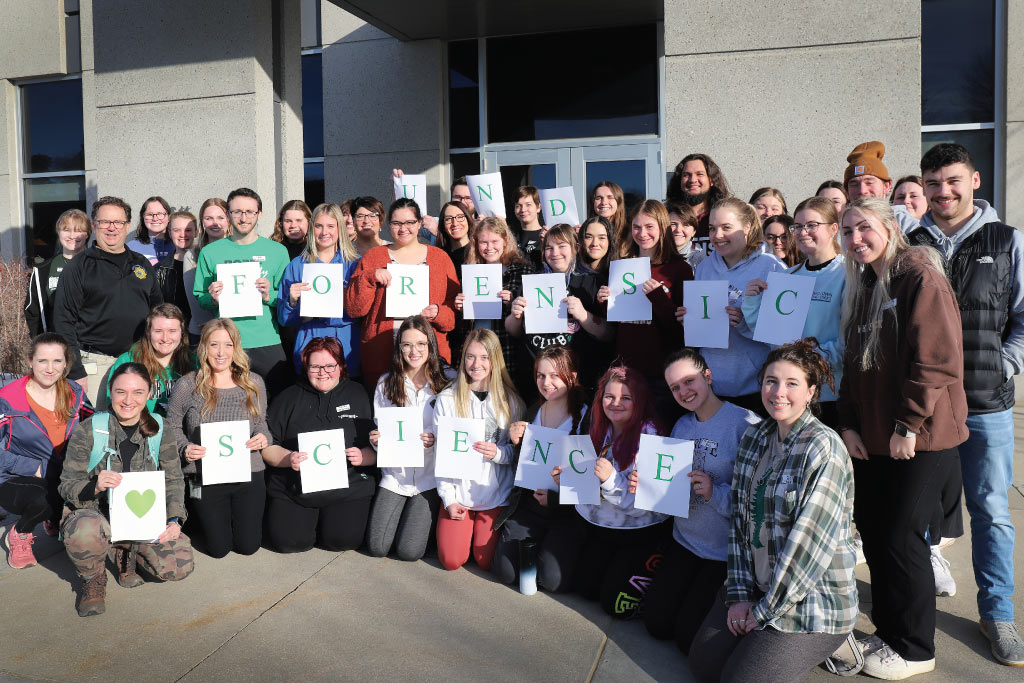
top-left (930, 547), bottom-right (956, 597)
top-left (937, 536), bottom-right (956, 549)
top-left (862, 644), bottom-right (936, 680)
top-left (858, 633), bottom-right (885, 656)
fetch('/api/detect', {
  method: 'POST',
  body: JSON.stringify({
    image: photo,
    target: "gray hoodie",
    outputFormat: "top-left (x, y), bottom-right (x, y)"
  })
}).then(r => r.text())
top-left (917, 200), bottom-right (1024, 380)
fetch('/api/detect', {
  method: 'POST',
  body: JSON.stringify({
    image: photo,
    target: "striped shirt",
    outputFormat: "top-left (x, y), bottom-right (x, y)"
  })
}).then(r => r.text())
top-left (727, 409), bottom-right (858, 635)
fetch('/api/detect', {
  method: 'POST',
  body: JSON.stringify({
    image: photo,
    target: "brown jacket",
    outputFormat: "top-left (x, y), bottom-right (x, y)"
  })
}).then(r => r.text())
top-left (837, 248), bottom-right (969, 454)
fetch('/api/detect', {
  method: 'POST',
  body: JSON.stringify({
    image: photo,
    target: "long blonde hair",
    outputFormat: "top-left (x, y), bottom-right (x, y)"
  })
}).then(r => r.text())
top-left (451, 328), bottom-right (523, 426)
top-left (839, 197), bottom-right (944, 370)
top-left (194, 319), bottom-right (262, 419)
top-left (304, 203), bottom-right (357, 263)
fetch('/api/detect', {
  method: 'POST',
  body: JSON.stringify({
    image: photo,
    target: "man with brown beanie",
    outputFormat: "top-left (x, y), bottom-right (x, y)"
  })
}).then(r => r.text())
top-left (844, 141), bottom-right (919, 232)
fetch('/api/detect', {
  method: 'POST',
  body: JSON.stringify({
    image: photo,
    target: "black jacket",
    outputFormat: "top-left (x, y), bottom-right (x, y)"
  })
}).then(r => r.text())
top-left (23, 254), bottom-right (65, 337)
top-left (52, 246), bottom-right (163, 379)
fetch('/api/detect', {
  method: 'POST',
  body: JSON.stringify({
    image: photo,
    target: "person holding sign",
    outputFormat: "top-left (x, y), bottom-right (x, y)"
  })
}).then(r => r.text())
top-left (492, 347), bottom-right (590, 589)
top-left (507, 225), bottom-right (613, 395)
top-left (366, 317), bottom-right (455, 560)
top-left (598, 200), bottom-right (692, 420)
top-left (433, 329), bottom-right (524, 571)
top-left (0, 334), bottom-right (93, 570)
top-left (277, 203), bottom-right (362, 374)
top-left (836, 198), bottom-right (967, 679)
top-left (579, 216), bottom-right (618, 280)
top-left (192, 188), bottom-right (291, 397)
top-left (560, 365), bottom-right (668, 618)
top-left (680, 197), bottom-right (786, 415)
top-left (689, 341), bottom-right (857, 683)
top-left (513, 186), bottom-right (546, 270)
top-left (634, 348), bottom-right (760, 654)
top-left (453, 217), bottom-right (534, 384)
top-left (60, 363), bottom-right (194, 617)
top-left (167, 319), bottom-right (271, 559)
top-left (345, 198), bottom-right (459, 390)
top-left (589, 182), bottom-right (628, 258)
top-left (437, 201), bottom-right (474, 271)
top-left (261, 337), bottom-right (376, 554)
top-left (741, 197), bottom-right (845, 427)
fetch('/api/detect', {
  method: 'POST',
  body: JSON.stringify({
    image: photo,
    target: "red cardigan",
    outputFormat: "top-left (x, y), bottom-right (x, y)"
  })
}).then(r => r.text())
top-left (344, 245), bottom-right (459, 388)
top-left (614, 257), bottom-right (693, 378)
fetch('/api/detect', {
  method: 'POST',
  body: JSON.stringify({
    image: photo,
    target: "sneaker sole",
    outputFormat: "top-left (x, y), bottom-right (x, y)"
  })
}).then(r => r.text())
top-left (1, 530), bottom-right (36, 569)
top-left (978, 622), bottom-right (1024, 667)
top-left (862, 659), bottom-right (935, 680)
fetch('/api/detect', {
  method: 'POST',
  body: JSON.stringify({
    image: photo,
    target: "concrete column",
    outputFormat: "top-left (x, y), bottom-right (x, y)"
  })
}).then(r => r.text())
top-left (1005, 0), bottom-right (1024, 227)
top-left (0, 81), bottom-right (19, 259)
top-left (663, 0), bottom-right (921, 207)
top-left (86, 0), bottom-right (303, 235)
top-left (321, 3), bottom-right (446, 234)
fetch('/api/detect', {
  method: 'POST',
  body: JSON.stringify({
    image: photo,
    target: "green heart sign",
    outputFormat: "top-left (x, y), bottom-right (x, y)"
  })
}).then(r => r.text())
top-left (125, 489), bottom-right (157, 518)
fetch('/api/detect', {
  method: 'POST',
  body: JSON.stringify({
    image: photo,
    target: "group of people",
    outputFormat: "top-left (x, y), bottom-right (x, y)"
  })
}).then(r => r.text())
top-left (1, 139), bottom-right (1021, 681)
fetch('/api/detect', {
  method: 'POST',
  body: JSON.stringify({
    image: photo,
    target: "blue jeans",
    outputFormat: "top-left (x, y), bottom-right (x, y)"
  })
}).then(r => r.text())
top-left (961, 409), bottom-right (1016, 622)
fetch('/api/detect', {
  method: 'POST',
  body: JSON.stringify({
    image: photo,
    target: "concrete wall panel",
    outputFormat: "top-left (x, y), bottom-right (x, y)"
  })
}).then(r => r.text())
top-left (1005, 122), bottom-right (1024, 229)
top-left (664, 0), bottom-right (918, 56)
top-left (1006, 1), bottom-right (1024, 227)
top-left (321, 1), bottom-right (390, 44)
top-left (0, 0), bottom-right (65, 79)
top-left (664, 39), bottom-right (920, 207)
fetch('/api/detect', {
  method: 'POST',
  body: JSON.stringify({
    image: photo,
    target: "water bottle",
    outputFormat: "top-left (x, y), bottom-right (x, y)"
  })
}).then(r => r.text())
top-left (519, 540), bottom-right (538, 595)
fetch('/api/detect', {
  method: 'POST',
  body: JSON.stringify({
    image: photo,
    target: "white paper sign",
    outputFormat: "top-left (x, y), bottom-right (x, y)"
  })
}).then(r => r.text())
top-left (386, 263), bottom-right (430, 318)
top-left (199, 420), bottom-right (253, 485)
top-left (216, 262), bottom-right (263, 318)
top-left (684, 280), bottom-right (730, 349)
top-left (466, 173), bottom-right (506, 217)
top-left (559, 435), bottom-right (601, 505)
top-left (434, 416), bottom-right (486, 480)
top-left (753, 272), bottom-right (817, 345)
top-left (607, 257), bottom-right (653, 322)
top-left (298, 429), bottom-right (350, 493)
top-left (514, 425), bottom-right (562, 491)
top-left (109, 471), bottom-right (166, 542)
top-left (634, 434), bottom-right (695, 517)
top-left (376, 406), bottom-right (425, 468)
top-left (461, 264), bottom-right (503, 319)
top-left (393, 173), bottom-right (428, 215)
top-left (522, 273), bottom-right (568, 334)
top-left (300, 263), bottom-right (345, 318)
top-left (539, 187), bottom-right (580, 227)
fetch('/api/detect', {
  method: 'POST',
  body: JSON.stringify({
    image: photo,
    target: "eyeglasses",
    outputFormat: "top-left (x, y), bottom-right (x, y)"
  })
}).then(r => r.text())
top-left (390, 219), bottom-right (420, 229)
top-left (144, 212), bottom-right (168, 220)
top-left (400, 342), bottom-right (429, 352)
top-left (789, 221), bottom-right (832, 234)
top-left (443, 214), bottom-right (467, 225)
top-left (452, 194), bottom-right (472, 203)
top-left (95, 219), bottom-right (130, 228)
top-left (354, 212), bottom-right (379, 222)
top-left (229, 210), bottom-right (259, 219)
top-left (308, 363), bottom-right (339, 374)
top-left (765, 234), bottom-right (787, 243)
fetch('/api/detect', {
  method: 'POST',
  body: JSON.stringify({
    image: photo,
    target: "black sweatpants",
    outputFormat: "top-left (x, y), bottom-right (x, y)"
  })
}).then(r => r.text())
top-left (191, 472), bottom-right (266, 559)
top-left (643, 539), bottom-right (727, 653)
top-left (853, 447), bottom-right (956, 662)
top-left (492, 504), bottom-right (585, 591)
top-left (264, 493), bottom-right (372, 553)
top-left (574, 520), bottom-right (669, 618)
top-left (932, 449), bottom-right (964, 543)
top-left (0, 476), bottom-right (60, 534)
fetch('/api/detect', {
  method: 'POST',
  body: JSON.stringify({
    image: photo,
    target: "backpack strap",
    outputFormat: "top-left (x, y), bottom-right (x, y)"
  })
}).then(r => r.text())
top-left (87, 412), bottom-right (115, 472)
top-left (147, 414), bottom-right (163, 467)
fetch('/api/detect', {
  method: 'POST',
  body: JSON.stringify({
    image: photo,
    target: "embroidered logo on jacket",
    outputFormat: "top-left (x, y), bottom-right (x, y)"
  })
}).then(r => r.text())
top-left (977, 256), bottom-right (994, 264)
top-left (132, 265), bottom-right (147, 280)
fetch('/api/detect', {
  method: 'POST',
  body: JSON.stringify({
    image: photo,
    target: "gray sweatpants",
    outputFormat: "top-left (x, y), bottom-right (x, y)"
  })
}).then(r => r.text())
top-left (365, 487), bottom-right (440, 561)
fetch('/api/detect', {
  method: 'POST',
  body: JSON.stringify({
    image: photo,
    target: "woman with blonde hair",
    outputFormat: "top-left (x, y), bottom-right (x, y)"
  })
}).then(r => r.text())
top-left (167, 318), bottom-right (271, 558)
top-left (271, 199), bottom-right (312, 260)
top-left (25, 209), bottom-right (92, 337)
top-left (434, 328), bottom-right (524, 571)
top-left (277, 202), bottom-right (362, 373)
top-left (184, 198), bottom-right (231, 343)
top-left (836, 197), bottom-right (967, 679)
top-left (749, 187), bottom-right (787, 220)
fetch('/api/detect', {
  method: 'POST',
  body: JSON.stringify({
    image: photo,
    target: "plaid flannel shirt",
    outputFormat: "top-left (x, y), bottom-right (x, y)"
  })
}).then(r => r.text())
top-left (727, 409), bottom-right (858, 635)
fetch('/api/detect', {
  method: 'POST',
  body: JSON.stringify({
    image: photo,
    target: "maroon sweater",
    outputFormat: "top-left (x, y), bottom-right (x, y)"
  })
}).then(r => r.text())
top-left (614, 258), bottom-right (693, 378)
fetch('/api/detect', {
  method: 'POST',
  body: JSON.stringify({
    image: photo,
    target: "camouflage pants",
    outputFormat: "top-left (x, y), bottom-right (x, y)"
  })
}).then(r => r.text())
top-left (61, 508), bottom-right (195, 581)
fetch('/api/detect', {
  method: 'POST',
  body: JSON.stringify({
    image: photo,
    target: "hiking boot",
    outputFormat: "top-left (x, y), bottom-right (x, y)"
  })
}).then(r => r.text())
top-left (109, 545), bottom-right (144, 588)
top-left (930, 546), bottom-right (956, 597)
top-left (862, 644), bottom-right (935, 680)
top-left (980, 620), bottom-right (1024, 667)
top-left (76, 572), bottom-right (107, 617)
top-left (3, 528), bottom-right (37, 569)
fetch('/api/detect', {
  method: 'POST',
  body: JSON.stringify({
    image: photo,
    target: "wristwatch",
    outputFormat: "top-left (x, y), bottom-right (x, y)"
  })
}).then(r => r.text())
top-left (893, 422), bottom-right (916, 438)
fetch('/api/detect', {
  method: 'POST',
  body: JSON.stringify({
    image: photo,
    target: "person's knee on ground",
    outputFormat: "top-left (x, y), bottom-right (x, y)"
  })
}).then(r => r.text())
top-left (62, 509), bottom-right (110, 578)
top-left (136, 535), bottom-right (195, 581)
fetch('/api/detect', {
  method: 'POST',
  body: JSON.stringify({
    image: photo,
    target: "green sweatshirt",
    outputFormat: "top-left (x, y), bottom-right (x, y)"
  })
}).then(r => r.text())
top-left (193, 236), bottom-right (289, 348)
top-left (107, 348), bottom-right (199, 416)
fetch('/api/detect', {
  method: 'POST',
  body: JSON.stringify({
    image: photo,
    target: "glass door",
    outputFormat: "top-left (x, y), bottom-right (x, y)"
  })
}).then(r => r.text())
top-left (483, 148), bottom-right (571, 226)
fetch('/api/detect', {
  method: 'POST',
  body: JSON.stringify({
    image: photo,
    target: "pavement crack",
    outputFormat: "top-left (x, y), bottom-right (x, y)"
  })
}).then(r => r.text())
top-left (173, 552), bottom-right (345, 681)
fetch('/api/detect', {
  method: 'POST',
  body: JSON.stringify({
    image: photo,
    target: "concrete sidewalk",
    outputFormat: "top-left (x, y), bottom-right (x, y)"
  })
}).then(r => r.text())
top-left (1, 405), bottom-right (1022, 682)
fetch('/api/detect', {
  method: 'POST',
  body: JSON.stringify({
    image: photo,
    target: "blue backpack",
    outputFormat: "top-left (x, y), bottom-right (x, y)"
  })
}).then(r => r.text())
top-left (87, 412), bottom-right (163, 472)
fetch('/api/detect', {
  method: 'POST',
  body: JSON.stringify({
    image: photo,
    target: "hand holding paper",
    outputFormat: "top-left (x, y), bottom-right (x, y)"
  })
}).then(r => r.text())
top-left (752, 272), bottom-right (816, 345)
top-left (633, 434), bottom-right (694, 517)
top-left (300, 263), bottom-right (345, 318)
top-left (521, 273), bottom-right (568, 333)
top-left (539, 187), bottom-right (580, 227)
top-left (513, 425), bottom-right (562, 491)
top-left (607, 258), bottom-right (653, 322)
top-left (683, 280), bottom-right (730, 349)
top-left (466, 173), bottom-right (506, 217)
top-left (216, 262), bottom-right (263, 318)
top-left (386, 263), bottom-right (430, 318)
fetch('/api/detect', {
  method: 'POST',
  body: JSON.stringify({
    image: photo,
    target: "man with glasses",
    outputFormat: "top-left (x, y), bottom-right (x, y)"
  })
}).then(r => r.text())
top-left (193, 187), bottom-right (291, 396)
top-left (54, 196), bottom-right (163, 407)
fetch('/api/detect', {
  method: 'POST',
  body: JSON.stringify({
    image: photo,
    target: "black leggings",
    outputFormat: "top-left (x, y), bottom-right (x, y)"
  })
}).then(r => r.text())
top-left (264, 494), bottom-right (372, 553)
top-left (574, 520), bottom-right (670, 618)
top-left (0, 476), bottom-right (61, 534)
top-left (492, 505), bottom-right (585, 591)
top-left (191, 472), bottom-right (266, 559)
top-left (643, 540), bottom-right (727, 653)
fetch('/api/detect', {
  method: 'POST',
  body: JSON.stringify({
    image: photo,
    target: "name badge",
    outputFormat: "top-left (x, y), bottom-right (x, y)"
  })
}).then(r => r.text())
top-left (252, 255), bottom-right (266, 262)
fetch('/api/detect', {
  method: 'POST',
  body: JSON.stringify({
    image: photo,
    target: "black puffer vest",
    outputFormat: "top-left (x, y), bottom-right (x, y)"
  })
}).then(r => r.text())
top-left (908, 223), bottom-right (1015, 413)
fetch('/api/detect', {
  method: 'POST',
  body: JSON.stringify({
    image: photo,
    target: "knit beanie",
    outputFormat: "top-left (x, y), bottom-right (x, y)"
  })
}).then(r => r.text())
top-left (844, 141), bottom-right (891, 186)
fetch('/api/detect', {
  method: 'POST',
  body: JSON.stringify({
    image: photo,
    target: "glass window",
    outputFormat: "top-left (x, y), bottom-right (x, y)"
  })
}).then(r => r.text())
top-left (448, 40), bottom-right (480, 149)
top-left (486, 25), bottom-right (658, 143)
top-left (24, 176), bottom-right (86, 260)
top-left (21, 80), bottom-right (84, 173)
top-left (586, 160), bottom-right (647, 216)
top-left (449, 152), bottom-right (481, 200)
top-left (302, 53), bottom-right (324, 158)
top-left (921, 130), bottom-right (994, 205)
top-left (304, 161), bottom-right (325, 208)
top-left (922, 0), bottom-right (995, 126)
